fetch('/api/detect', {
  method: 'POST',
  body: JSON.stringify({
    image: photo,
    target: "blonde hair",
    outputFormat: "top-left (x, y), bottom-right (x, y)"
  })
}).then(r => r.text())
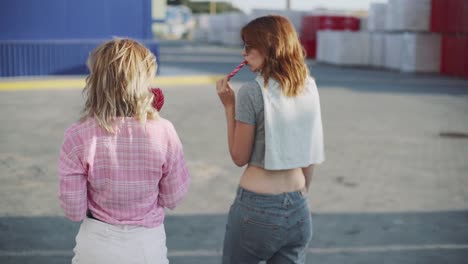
top-left (81, 38), bottom-right (157, 133)
top-left (241, 15), bottom-right (309, 97)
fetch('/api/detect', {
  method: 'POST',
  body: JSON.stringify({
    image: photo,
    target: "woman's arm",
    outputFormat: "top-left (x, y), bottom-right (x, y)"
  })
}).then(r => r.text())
top-left (58, 132), bottom-right (88, 221)
top-left (217, 77), bottom-right (255, 167)
top-left (226, 107), bottom-right (255, 166)
top-left (302, 164), bottom-right (315, 192)
top-left (158, 122), bottom-right (190, 209)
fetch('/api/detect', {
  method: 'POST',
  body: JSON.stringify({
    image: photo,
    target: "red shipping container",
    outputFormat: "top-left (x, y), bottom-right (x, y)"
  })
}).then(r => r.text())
top-left (463, 37), bottom-right (468, 78)
top-left (441, 35), bottom-right (468, 78)
top-left (300, 37), bottom-right (317, 58)
top-left (441, 35), bottom-right (458, 76)
top-left (454, 0), bottom-right (468, 33)
top-left (462, 0), bottom-right (468, 33)
top-left (455, 36), bottom-right (468, 78)
top-left (430, 0), bottom-right (447, 33)
top-left (300, 15), bottom-right (360, 58)
top-left (446, 0), bottom-right (465, 33)
top-left (431, 0), bottom-right (468, 34)
top-left (300, 15), bottom-right (360, 40)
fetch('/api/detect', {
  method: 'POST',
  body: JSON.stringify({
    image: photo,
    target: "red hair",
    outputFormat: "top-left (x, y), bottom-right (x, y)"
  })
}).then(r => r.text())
top-left (241, 15), bottom-right (309, 97)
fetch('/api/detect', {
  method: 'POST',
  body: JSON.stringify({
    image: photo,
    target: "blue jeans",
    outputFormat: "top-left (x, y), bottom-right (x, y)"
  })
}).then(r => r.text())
top-left (222, 187), bottom-right (313, 264)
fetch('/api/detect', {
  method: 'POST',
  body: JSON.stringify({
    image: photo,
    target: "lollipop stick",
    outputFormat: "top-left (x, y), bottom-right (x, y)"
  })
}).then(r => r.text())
top-left (227, 61), bottom-right (246, 81)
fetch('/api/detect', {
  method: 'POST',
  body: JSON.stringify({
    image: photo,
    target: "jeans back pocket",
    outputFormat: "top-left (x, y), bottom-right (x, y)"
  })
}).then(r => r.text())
top-left (240, 206), bottom-right (285, 259)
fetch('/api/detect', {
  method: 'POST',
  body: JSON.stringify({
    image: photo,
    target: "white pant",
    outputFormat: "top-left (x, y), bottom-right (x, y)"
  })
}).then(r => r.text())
top-left (72, 217), bottom-right (169, 264)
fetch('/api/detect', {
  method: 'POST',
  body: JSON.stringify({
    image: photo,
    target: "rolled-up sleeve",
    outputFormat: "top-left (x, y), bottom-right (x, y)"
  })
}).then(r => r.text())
top-left (57, 132), bottom-right (87, 221)
top-left (158, 124), bottom-right (190, 209)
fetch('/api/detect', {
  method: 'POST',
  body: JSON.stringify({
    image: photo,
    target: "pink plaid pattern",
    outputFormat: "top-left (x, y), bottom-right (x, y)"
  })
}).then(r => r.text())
top-left (58, 117), bottom-right (189, 227)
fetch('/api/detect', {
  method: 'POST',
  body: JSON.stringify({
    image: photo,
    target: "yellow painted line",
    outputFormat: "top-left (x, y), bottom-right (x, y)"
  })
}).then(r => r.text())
top-left (0, 75), bottom-right (223, 91)
top-left (151, 75), bottom-right (222, 87)
top-left (0, 79), bottom-right (85, 91)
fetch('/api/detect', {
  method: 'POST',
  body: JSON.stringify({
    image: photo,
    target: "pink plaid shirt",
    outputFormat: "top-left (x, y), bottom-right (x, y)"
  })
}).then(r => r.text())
top-left (58, 117), bottom-right (189, 227)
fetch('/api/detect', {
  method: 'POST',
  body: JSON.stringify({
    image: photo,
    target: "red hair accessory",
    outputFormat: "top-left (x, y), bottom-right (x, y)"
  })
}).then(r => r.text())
top-left (150, 88), bottom-right (164, 111)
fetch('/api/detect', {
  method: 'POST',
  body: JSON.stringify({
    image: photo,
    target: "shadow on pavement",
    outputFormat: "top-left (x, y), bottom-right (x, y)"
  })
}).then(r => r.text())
top-left (1, 210), bottom-right (467, 264)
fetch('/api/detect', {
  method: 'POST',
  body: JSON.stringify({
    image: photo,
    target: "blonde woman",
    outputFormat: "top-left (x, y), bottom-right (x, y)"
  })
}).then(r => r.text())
top-left (216, 15), bottom-right (325, 263)
top-left (58, 39), bottom-right (189, 264)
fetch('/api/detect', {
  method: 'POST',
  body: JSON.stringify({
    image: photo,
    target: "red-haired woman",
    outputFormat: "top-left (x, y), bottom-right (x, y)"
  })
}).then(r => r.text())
top-left (216, 15), bottom-right (325, 264)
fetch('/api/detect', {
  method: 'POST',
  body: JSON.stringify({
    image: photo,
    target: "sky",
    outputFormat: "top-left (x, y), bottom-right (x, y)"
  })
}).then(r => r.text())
top-left (225, 0), bottom-right (387, 13)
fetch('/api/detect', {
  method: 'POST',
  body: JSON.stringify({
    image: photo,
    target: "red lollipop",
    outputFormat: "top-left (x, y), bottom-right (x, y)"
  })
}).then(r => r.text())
top-left (150, 88), bottom-right (164, 111)
top-left (227, 60), bottom-right (246, 81)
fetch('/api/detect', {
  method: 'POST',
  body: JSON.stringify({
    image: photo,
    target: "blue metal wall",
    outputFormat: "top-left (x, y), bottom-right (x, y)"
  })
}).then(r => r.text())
top-left (0, 0), bottom-right (158, 77)
top-left (0, 40), bottom-right (160, 77)
top-left (0, 0), bottom-right (152, 40)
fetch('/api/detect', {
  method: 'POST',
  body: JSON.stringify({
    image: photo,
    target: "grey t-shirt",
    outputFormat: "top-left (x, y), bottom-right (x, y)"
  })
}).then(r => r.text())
top-left (235, 81), bottom-right (265, 168)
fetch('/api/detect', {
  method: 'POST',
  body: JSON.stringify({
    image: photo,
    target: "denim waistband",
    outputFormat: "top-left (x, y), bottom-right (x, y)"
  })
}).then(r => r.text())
top-left (235, 186), bottom-right (305, 208)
